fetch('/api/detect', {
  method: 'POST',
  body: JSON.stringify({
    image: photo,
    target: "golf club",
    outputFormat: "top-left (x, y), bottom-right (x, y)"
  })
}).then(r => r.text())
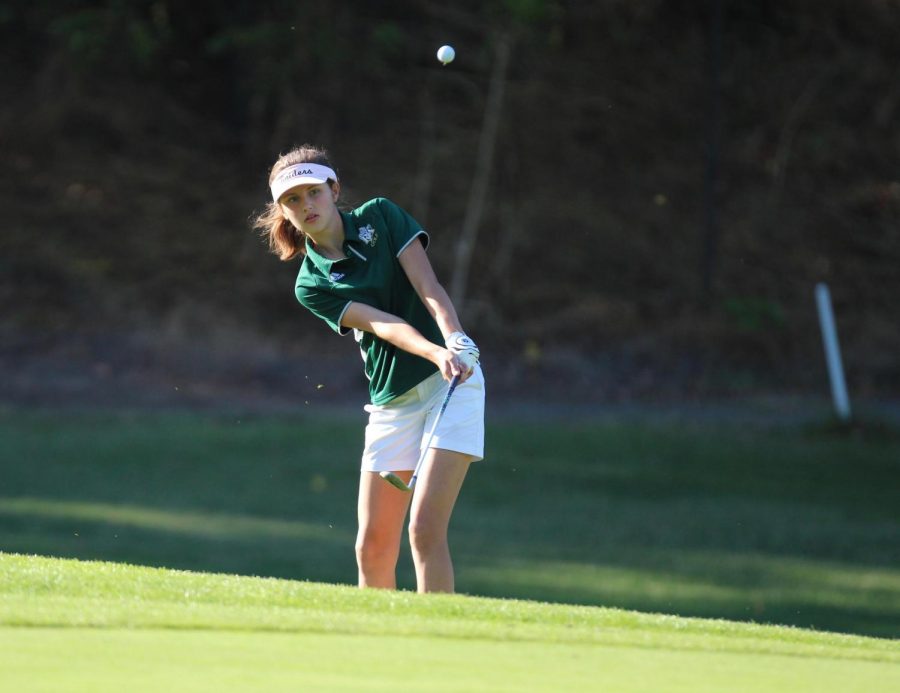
top-left (380, 374), bottom-right (461, 492)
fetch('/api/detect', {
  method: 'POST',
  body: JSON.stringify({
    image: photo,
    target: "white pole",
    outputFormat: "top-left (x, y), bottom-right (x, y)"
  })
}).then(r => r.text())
top-left (814, 283), bottom-right (852, 421)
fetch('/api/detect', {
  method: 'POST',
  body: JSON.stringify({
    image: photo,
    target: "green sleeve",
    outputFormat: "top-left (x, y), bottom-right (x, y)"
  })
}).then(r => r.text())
top-left (295, 284), bottom-right (352, 336)
top-left (375, 198), bottom-right (430, 256)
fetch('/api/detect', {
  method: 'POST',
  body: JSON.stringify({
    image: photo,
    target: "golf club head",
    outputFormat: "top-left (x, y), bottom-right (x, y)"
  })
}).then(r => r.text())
top-left (379, 471), bottom-right (411, 492)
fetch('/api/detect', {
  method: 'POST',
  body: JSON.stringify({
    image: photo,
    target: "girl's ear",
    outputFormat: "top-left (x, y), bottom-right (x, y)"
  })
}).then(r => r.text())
top-left (331, 181), bottom-right (341, 201)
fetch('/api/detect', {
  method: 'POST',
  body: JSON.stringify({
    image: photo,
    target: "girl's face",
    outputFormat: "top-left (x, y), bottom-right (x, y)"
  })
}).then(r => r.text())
top-left (278, 182), bottom-right (339, 236)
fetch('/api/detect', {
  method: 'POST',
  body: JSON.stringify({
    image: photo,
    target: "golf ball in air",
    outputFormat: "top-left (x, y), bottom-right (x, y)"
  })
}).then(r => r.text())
top-left (437, 45), bottom-right (455, 65)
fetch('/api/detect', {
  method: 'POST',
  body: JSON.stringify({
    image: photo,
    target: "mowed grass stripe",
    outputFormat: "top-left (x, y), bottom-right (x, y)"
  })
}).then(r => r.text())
top-left (3, 627), bottom-right (897, 693)
top-left (1, 554), bottom-right (896, 664)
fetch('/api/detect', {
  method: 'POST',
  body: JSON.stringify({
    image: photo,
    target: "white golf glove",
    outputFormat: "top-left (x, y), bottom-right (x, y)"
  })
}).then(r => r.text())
top-left (445, 331), bottom-right (480, 371)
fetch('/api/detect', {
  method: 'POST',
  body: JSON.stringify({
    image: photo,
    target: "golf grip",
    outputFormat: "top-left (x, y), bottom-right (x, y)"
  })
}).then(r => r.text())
top-left (409, 374), bottom-right (461, 490)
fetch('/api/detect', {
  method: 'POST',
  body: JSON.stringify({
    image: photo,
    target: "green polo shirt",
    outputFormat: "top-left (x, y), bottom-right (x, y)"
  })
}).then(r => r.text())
top-left (295, 197), bottom-right (443, 405)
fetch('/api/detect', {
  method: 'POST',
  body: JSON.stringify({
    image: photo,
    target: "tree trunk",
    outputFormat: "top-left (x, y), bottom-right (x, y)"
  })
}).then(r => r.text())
top-left (412, 83), bottom-right (436, 224)
top-left (450, 32), bottom-right (512, 316)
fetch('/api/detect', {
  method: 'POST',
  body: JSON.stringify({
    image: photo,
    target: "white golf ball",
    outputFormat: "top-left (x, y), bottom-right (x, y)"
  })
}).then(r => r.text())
top-left (437, 45), bottom-right (455, 65)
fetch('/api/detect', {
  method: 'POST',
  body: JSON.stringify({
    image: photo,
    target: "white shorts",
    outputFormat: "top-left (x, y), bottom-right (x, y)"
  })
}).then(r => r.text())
top-left (361, 366), bottom-right (485, 473)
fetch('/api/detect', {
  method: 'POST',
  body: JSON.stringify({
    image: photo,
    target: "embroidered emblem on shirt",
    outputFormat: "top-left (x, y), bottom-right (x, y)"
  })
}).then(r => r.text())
top-left (329, 272), bottom-right (346, 282)
top-left (357, 224), bottom-right (378, 246)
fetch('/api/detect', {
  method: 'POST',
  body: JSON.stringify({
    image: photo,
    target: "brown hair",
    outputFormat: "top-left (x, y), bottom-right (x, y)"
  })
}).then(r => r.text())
top-left (252, 145), bottom-right (338, 261)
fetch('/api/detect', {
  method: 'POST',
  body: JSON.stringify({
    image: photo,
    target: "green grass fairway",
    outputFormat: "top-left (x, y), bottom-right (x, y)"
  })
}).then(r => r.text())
top-left (1, 409), bottom-right (899, 638)
top-left (1, 554), bottom-right (898, 692)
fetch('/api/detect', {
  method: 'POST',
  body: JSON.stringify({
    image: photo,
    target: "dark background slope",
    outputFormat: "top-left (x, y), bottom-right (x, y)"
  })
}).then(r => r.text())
top-left (2, 1), bottom-right (898, 406)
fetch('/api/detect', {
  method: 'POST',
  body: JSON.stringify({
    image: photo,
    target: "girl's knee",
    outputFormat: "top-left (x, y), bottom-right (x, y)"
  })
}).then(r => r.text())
top-left (407, 516), bottom-right (447, 557)
top-left (356, 527), bottom-right (400, 567)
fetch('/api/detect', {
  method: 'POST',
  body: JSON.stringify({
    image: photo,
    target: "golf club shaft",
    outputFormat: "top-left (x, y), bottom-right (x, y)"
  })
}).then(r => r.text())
top-left (408, 374), bottom-right (460, 490)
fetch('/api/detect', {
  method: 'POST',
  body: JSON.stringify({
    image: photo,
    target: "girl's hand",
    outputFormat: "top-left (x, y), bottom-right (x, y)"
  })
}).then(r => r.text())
top-left (433, 347), bottom-right (473, 384)
top-left (445, 332), bottom-right (479, 372)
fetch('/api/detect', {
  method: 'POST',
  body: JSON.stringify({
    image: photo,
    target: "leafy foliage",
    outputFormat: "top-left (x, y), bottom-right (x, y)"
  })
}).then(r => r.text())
top-left (1, 1), bottom-right (898, 394)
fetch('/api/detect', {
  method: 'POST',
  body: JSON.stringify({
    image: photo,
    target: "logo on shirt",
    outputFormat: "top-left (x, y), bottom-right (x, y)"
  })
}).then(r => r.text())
top-left (329, 272), bottom-right (346, 282)
top-left (357, 224), bottom-right (378, 247)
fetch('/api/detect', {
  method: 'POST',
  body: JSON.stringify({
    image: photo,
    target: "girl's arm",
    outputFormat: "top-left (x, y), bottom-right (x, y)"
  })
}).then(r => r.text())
top-left (340, 302), bottom-right (466, 382)
top-left (397, 238), bottom-right (464, 338)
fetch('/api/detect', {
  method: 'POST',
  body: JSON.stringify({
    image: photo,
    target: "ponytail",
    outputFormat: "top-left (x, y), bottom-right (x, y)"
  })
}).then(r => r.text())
top-left (252, 144), bottom-right (336, 261)
top-left (253, 202), bottom-right (306, 261)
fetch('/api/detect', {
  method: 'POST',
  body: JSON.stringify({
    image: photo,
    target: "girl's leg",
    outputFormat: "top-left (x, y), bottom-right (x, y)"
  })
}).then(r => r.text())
top-left (356, 470), bottom-right (413, 588)
top-left (408, 450), bottom-right (474, 593)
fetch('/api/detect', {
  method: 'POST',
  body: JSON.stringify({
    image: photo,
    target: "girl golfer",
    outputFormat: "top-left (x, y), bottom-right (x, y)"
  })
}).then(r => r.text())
top-left (255, 145), bottom-right (485, 594)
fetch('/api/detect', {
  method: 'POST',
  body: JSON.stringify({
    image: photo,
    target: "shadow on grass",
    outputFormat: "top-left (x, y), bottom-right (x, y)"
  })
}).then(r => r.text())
top-left (3, 492), bottom-right (896, 638)
top-left (2, 411), bottom-right (898, 639)
top-left (458, 552), bottom-right (900, 639)
top-left (0, 497), bottom-right (356, 585)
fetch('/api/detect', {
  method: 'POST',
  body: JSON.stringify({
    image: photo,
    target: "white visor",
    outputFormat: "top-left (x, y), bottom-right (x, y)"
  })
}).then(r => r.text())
top-left (271, 163), bottom-right (337, 202)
